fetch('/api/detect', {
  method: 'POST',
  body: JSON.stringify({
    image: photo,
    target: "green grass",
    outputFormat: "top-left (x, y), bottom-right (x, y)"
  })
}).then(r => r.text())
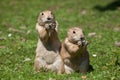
top-left (0, 0), bottom-right (120, 80)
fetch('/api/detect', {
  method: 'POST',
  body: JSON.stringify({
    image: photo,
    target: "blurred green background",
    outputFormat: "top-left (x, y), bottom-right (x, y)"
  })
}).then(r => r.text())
top-left (0, 0), bottom-right (120, 80)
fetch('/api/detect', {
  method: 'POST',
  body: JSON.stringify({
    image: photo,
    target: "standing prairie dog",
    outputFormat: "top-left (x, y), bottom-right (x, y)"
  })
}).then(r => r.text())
top-left (34, 10), bottom-right (64, 74)
top-left (60, 27), bottom-right (89, 75)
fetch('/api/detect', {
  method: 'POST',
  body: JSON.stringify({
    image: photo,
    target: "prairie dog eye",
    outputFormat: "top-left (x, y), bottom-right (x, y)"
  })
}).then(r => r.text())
top-left (73, 31), bottom-right (76, 34)
top-left (41, 13), bottom-right (44, 15)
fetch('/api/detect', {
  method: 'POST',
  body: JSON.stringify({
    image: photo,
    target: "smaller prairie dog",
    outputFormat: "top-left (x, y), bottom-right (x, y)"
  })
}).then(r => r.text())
top-left (34, 10), bottom-right (64, 74)
top-left (60, 27), bottom-right (89, 75)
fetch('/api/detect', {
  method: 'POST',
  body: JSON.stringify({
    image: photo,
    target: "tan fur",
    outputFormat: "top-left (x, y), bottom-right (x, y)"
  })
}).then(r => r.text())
top-left (60, 27), bottom-right (89, 74)
top-left (34, 10), bottom-right (64, 74)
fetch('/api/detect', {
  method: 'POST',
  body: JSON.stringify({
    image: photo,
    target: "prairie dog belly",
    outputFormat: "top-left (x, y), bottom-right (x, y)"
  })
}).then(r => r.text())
top-left (36, 42), bottom-right (60, 64)
top-left (42, 50), bottom-right (59, 64)
top-left (64, 56), bottom-right (89, 73)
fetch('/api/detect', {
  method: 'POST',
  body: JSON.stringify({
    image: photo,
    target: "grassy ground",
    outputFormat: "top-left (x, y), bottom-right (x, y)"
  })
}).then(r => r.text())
top-left (0, 0), bottom-right (120, 80)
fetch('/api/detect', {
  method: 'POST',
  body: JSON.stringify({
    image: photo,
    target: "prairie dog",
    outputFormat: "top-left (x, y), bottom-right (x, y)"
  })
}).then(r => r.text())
top-left (60, 27), bottom-right (89, 75)
top-left (34, 10), bottom-right (64, 74)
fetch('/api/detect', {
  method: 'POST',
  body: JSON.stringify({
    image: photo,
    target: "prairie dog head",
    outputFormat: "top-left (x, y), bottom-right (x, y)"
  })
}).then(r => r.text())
top-left (38, 10), bottom-right (55, 24)
top-left (67, 27), bottom-right (87, 47)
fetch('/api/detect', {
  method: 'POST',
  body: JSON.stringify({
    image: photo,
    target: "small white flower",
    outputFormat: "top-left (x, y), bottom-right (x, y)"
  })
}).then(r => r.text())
top-left (8, 33), bottom-right (12, 37)
top-left (93, 54), bottom-right (97, 57)
top-left (88, 32), bottom-right (96, 37)
top-left (23, 58), bottom-right (31, 62)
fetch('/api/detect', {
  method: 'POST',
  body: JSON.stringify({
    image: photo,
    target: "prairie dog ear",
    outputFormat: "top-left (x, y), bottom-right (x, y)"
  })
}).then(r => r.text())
top-left (37, 11), bottom-right (44, 22)
top-left (48, 10), bottom-right (54, 15)
top-left (37, 15), bottom-right (40, 23)
top-left (67, 28), bottom-right (73, 36)
top-left (49, 11), bottom-right (53, 15)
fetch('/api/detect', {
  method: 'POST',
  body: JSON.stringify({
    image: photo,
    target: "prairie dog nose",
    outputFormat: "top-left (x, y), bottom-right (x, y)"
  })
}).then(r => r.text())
top-left (47, 17), bottom-right (51, 20)
top-left (80, 37), bottom-right (85, 41)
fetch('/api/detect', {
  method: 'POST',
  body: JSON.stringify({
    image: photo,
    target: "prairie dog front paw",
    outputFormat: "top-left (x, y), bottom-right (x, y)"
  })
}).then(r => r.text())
top-left (45, 23), bottom-right (56, 30)
top-left (77, 41), bottom-right (82, 46)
